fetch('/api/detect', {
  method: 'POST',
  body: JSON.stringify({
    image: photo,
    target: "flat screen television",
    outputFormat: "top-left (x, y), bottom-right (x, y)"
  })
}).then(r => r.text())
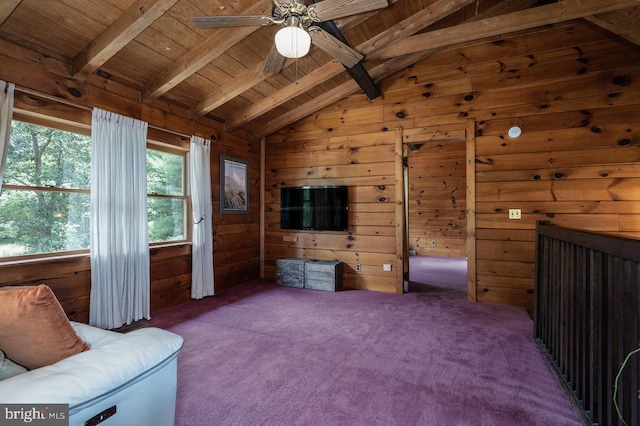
top-left (280, 186), bottom-right (348, 231)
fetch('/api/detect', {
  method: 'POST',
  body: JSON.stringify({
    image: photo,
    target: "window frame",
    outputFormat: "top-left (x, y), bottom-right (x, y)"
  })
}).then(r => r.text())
top-left (146, 142), bottom-right (190, 246)
top-left (0, 115), bottom-right (192, 262)
top-left (1, 118), bottom-right (92, 261)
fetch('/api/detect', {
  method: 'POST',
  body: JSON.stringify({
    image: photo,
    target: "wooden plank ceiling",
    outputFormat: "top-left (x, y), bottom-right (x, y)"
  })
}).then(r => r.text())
top-left (1, 0), bottom-right (639, 140)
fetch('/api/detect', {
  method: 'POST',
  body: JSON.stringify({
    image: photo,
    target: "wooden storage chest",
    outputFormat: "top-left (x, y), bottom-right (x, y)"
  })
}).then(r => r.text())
top-left (303, 260), bottom-right (343, 292)
top-left (275, 258), bottom-right (343, 292)
top-left (276, 258), bottom-right (307, 288)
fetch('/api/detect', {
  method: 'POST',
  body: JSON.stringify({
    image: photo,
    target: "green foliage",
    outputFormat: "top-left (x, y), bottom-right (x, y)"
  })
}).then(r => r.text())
top-left (146, 150), bottom-right (185, 242)
top-left (147, 149), bottom-right (183, 196)
top-left (1, 122), bottom-right (91, 256)
top-left (0, 121), bottom-right (187, 257)
top-left (4, 121), bottom-right (90, 189)
top-left (148, 197), bottom-right (185, 242)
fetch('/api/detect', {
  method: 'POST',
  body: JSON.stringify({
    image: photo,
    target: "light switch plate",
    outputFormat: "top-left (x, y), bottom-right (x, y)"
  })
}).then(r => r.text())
top-left (383, 264), bottom-right (392, 272)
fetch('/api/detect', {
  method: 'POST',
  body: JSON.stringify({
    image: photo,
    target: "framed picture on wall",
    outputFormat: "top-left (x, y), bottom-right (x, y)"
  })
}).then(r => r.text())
top-left (220, 155), bottom-right (249, 214)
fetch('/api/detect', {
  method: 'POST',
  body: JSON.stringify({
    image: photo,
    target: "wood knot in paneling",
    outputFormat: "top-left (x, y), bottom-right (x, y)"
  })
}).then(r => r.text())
top-left (612, 75), bottom-right (631, 87)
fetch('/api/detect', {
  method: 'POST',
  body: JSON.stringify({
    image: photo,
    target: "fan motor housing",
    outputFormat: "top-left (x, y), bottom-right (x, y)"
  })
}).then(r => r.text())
top-left (273, 1), bottom-right (316, 28)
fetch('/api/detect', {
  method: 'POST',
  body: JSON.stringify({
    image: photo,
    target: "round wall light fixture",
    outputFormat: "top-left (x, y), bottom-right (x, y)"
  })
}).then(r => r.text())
top-left (508, 126), bottom-right (522, 139)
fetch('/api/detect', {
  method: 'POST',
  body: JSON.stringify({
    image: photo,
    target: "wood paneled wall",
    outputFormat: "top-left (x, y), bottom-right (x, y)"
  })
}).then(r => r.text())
top-left (0, 245), bottom-right (192, 323)
top-left (212, 133), bottom-right (262, 291)
top-left (264, 129), bottom-right (402, 293)
top-left (407, 135), bottom-right (467, 257)
top-left (265, 20), bottom-right (640, 310)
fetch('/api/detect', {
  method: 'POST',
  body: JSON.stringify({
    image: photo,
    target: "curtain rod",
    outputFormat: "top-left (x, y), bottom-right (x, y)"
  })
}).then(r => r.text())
top-left (16, 85), bottom-right (92, 112)
top-left (14, 84), bottom-right (193, 139)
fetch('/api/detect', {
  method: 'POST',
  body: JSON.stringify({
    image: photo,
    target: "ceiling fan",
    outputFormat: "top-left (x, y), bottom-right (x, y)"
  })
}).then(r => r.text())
top-left (193, 0), bottom-right (389, 73)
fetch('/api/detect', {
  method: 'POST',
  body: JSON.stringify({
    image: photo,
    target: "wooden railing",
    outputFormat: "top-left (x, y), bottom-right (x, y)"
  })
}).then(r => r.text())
top-left (535, 223), bottom-right (639, 426)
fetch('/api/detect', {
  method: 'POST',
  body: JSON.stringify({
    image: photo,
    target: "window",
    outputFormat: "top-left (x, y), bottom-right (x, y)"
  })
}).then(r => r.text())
top-left (0, 120), bottom-right (189, 258)
top-left (0, 121), bottom-right (91, 257)
top-left (147, 148), bottom-right (187, 243)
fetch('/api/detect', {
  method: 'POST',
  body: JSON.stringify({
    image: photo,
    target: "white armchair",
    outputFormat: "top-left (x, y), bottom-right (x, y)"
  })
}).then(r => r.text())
top-left (0, 322), bottom-right (184, 426)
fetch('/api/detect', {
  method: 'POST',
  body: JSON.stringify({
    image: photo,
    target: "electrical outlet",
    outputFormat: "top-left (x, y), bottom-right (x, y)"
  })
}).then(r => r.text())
top-left (355, 264), bottom-right (361, 272)
top-left (383, 264), bottom-right (392, 272)
top-left (508, 209), bottom-right (522, 220)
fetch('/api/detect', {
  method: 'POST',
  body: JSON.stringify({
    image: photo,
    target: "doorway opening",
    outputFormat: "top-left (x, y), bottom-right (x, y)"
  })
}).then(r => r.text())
top-left (401, 121), bottom-right (474, 298)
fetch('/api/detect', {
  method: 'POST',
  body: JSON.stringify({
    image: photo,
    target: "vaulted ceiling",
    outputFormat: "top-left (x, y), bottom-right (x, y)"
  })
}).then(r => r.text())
top-left (1, 0), bottom-right (639, 140)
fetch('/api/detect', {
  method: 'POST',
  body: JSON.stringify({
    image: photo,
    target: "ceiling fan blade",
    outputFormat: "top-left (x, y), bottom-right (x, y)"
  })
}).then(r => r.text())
top-left (309, 27), bottom-right (363, 68)
top-left (263, 42), bottom-right (286, 74)
top-left (192, 15), bottom-right (270, 28)
top-left (310, 0), bottom-right (388, 22)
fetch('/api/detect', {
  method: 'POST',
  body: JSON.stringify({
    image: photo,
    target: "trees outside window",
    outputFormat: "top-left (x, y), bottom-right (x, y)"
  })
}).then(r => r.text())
top-left (0, 121), bottom-right (188, 258)
top-left (147, 149), bottom-right (186, 243)
top-left (0, 121), bottom-right (91, 257)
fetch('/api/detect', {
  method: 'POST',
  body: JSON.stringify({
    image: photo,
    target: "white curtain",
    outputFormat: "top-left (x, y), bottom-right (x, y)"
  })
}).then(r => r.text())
top-left (90, 108), bottom-right (150, 329)
top-left (0, 81), bottom-right (15, 192)
top-left (190, 136), bottom-right (214, 299)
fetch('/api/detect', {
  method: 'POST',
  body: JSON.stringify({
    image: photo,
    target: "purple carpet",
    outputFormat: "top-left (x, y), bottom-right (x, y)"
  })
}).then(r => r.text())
top-left (147, 280), bottom-right (583, 425)
top-left (409, 255), bottom-right (468, 292)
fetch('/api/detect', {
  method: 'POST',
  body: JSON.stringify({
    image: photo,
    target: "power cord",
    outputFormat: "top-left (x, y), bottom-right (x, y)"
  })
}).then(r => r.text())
top-left (613, 345), bottom-right (640, 426)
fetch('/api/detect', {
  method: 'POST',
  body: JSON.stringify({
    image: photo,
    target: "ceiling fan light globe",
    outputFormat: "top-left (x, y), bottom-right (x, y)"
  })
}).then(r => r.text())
top-left (275, 26), bottom-right (311, 59)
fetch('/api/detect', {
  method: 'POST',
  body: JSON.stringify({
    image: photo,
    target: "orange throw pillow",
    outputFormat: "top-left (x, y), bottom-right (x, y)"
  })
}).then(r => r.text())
top-left (0, 284), bottom-right (89, 370)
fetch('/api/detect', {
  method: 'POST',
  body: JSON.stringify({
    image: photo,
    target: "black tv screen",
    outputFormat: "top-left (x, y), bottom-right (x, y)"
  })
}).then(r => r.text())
top-left (280, 186), bottom-right (348, 231)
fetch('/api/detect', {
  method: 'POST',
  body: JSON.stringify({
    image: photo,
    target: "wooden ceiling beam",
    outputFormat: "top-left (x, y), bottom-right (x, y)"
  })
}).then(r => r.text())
top-left (252, 52), bottom-right (429, 138)
top-left (0, 0), bottom-right (21, 26)
top-left (585, 10), bottom-right (640, 47)
top-left (188, 0), bottom-right (402, 120)
top-left (142, 1), bottom-right (270, 102)
top-left (311, 0), bottom-right (380, 100)
top-left (314, 20), bottom-right (380, 100)
top-left (72, 0), bottom-right (179, 80)
top-left (226, 0), bottom-right (477, 132)
top-left (189, 57), bottom-right (279, 119)
top-left (225, 61), bottom-right (344, 130)
top-left (143, 26), bottom-right (259, 101)
top-left (357, 0), bottom-right (477, 58)
top-left (372, 0), bottom-right (640, 59)
top-left (252, 0), bottom-right (545, 138)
